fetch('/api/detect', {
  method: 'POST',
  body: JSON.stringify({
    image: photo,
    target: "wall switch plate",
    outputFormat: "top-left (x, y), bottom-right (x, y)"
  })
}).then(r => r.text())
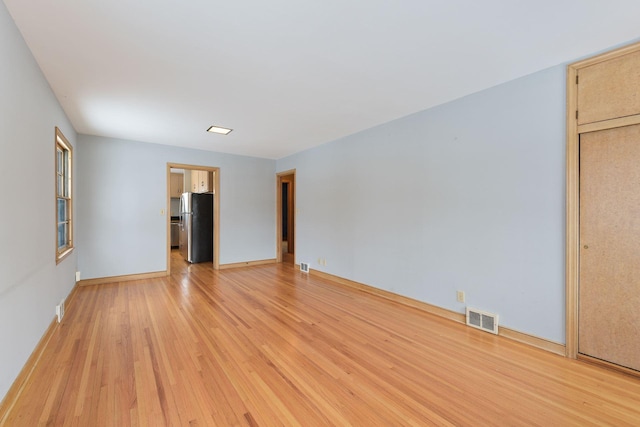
top-left (457, 291), bottom-right (465, 303)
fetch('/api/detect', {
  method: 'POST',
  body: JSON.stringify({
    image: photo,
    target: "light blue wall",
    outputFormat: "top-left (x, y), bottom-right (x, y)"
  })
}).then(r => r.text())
top-left (76, 135), bottom-right (276, 279)
top-left (0, 1), bottom-right (77, 401)
top-left (277, 66), bottom-right (566, 343)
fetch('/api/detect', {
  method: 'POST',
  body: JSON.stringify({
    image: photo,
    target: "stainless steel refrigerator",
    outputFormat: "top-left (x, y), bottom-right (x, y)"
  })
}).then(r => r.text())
top-left (179, 192), bottom-right (214, 263)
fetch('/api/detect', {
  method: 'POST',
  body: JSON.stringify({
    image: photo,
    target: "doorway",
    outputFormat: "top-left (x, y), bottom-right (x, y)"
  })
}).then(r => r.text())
top-left (166, 163), bottom-right (220, 274)
top-left (277, 170), bottom-right (295, 264)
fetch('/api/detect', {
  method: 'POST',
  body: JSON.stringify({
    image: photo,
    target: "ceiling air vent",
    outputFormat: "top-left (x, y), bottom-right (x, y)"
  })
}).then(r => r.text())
top-left (300, 262), bottom-right (310, 273)
top-left (466, 307), bottom-right (498, 334)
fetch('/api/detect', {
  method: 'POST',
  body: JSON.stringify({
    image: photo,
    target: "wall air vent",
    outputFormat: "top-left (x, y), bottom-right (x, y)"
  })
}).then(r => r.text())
top-left (56, 300), bottom-right (65, 323)
top-left (300, 262), bottom-right (310, 273)
top-left (466, 307), bottom-right (498, 334)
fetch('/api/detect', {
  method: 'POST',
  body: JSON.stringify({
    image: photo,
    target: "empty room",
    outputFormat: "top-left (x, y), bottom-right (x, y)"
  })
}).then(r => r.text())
top-left (1, 1), bottom-right (640, 425)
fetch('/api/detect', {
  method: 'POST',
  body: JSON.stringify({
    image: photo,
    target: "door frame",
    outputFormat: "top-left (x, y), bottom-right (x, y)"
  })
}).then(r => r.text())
top-left (276, 169), bottom-right (296, 263)
top-left (565, 41), bottom-right (640, 359)
top-left (166, 163), bottom-right (220, 273)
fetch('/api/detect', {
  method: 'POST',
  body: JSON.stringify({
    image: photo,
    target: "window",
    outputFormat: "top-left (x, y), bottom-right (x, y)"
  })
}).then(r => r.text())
top-left (55, 127), bottom-right (73, 263)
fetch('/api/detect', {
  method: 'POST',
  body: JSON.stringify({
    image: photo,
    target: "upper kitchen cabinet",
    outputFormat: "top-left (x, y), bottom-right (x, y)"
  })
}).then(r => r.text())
top-left (170, 172), bottom-right (184, 198)
top-left (190, 170), bottom-right (199, 192)
top-left (191, 170), bottom-right (213, 193)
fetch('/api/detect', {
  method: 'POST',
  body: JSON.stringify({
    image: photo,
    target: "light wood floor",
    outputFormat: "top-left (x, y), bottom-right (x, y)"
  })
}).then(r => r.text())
top-left (3, 252), bottom-right (640, 426)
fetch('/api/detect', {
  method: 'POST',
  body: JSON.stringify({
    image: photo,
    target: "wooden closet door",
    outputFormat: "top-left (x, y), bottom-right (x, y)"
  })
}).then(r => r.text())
top-left (579, 124), bottom-right (640, 371)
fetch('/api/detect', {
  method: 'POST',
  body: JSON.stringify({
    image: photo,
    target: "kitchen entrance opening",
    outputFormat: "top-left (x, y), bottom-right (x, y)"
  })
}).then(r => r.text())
top-left (277, 170), bottom-right (295, 265)
top-left (166, 163), bottom-right (220, 275)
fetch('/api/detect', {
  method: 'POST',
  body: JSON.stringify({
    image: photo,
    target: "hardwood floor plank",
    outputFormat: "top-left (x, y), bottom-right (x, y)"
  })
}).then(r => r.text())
top-left (2, 251), bottom-right (640, 426)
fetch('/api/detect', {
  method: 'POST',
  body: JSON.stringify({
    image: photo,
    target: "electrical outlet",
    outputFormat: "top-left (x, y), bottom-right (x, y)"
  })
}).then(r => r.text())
top-left (323, 258), bottom-right (327, 266)
top-left (318, 257), bottom-right (322, 265)
top-left (456, 291), bottom-right (465, 303)
top-left (75, 271), bottom-right (81, 282)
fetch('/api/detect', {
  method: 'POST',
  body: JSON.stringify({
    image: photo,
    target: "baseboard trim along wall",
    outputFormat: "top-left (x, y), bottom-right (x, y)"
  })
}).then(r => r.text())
top-left (78, 271), bottom-right (168, 286)
top-left (499, 326), bottom-right (565, 356)
top-left (309, 268), bottom-right (566, 357)
top-left (219, 259), bottom-right (277, 270)
top-left (0, 283), bottom-right (80, 424)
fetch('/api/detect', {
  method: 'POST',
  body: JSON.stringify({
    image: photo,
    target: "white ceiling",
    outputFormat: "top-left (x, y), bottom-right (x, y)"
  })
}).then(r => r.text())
top-left (4, 1), bottom-right (640, 159)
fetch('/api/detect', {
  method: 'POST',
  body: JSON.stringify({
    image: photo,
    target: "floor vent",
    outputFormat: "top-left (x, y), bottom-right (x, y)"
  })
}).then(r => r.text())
top-left (56, 300), bottom-right (65, 323)
top-left (466, 307), bottom-right (498, 334)
top-left (300, 262), bottom-right (310, 273)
